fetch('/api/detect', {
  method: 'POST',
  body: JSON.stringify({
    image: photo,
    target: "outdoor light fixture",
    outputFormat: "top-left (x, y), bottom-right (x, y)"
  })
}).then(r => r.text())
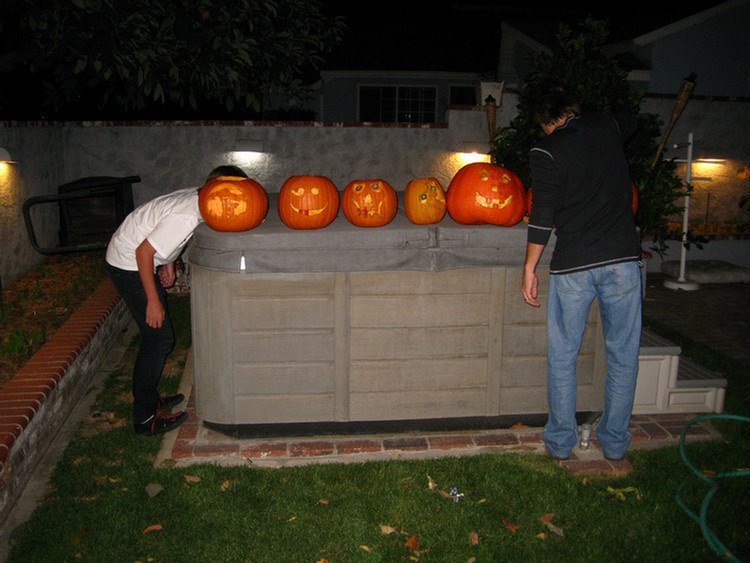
top-left (664, 132), bottom-right (727, 292)
top-left (461, 142), bottom-right (488, 154)
top-left (235, 139), bottom-right (266, 153)
top-left (0, 146), bottom-right (17, 163)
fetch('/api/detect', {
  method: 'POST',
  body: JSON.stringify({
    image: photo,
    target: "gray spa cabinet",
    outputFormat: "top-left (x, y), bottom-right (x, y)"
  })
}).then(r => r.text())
top-left (188, 199), bottom-right (605, 437)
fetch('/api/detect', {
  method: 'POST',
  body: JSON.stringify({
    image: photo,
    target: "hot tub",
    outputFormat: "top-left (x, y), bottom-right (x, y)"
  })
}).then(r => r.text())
top-left (188, 195), bottom-right (605, 437)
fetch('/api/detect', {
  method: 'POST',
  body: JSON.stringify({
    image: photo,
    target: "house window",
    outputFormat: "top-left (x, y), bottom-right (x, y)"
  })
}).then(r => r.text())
top-left (359, 86), bottom-right (437, 123)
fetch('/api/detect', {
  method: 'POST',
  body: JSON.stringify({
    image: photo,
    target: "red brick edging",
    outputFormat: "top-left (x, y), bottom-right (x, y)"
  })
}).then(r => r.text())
top-left (0, 278), bottom-right (129, 525)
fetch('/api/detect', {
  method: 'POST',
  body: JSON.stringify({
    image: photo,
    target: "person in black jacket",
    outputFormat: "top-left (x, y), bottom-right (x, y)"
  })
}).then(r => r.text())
top-left (521, 80), bottom-right (642, 461)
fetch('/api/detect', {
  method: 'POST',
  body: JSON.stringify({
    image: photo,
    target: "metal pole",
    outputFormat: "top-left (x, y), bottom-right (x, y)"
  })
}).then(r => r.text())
top-left (664, 132), bottom-right (700, 291)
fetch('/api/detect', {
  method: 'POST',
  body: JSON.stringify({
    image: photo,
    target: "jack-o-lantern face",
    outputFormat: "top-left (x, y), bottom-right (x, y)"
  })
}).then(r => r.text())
top-left (198, 175), bottom-right (269, 231)
top-left (341, 179), bottom-right (398, 227)
top-left (446, 163), bottom-right (526, 226)
top-left (278, 175), bottom-right (339, 229)
top-left (404, 177), bottom-right (446, 225)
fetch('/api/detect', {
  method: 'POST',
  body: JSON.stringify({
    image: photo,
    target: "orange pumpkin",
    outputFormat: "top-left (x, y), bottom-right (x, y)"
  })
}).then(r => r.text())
top-left (403, 177), bottom-right (446, 225)
top-left (341, 179), bottom-right (398, 227)
top-left (446, 163), bottom-right (526, 226)
top-left (198, 175), bottom-right (268, 232)
top-left (278, 175), bottom-right (340, 229)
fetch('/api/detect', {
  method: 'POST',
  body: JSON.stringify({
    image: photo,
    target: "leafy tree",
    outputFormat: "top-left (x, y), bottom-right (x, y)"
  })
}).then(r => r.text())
top-left (491, 19), bottom-right (683, 252)
top-left (0, 0), bottom-right (345, 118)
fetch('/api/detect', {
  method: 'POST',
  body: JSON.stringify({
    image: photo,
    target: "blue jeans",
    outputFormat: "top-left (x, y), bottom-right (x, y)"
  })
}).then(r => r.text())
top-left (107, 264), bottom-right (175, 424)
top-left (544, 261), bottom-right (642, 459)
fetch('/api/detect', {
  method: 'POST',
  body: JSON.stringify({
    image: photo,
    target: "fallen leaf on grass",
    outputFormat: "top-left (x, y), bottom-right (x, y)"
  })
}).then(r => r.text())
top-left (536, 533), bottom-right (548, 540)
top-left (606, 486), bottom-right (642, 501)
top-left (502, 516), bottom-right (522, 533)
top-left (143, 524), bottom-right (163, 535)
top-left (538, 513), bottom-right (564, 537)
top-left (316, 559), bottom-right (330, 563)
top-left (404, 534), bottom-right (420, 551)
top-left (359, 545), bottom-right (372, 551)
top-left (71, 527), bottom-right (91, 546)
top-left (145, 483), bottom-right (164, 498)
top-left (317, 498), bottom-right (330, 505)
top-left (427, 475), bottom-right (437, 489)
top-left (469, 531), bottom-right (479, 545)
top-left (380, 524), bottom-right (398, 535)
top-left (183, 475), bottom-right (201, 483)
top-left (93, 475), bottom-right (121, 485)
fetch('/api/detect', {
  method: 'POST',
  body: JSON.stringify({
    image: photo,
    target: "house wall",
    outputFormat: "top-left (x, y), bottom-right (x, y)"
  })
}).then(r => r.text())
top-left (0, 108), bottom-right (490, 287)
top-left (636, 1), bottom-right (750, 98)
top-left (317, 71), bottom-right (483, 123)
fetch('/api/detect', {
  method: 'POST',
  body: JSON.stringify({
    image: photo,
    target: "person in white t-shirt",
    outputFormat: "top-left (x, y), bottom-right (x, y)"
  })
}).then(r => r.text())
top-left (106, 165), bottom-right (247, 436)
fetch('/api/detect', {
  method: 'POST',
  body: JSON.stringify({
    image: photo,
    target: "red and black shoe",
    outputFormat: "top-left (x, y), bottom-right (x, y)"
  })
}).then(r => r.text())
top-left (157, 393), bottom-right (185, 411)
top-left (134, 411), bottom-right (188, 436)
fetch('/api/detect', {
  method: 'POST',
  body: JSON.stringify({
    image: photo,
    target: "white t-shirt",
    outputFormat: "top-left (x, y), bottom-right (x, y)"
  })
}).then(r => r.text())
top-left (106, 187), bottom-right (202, 272)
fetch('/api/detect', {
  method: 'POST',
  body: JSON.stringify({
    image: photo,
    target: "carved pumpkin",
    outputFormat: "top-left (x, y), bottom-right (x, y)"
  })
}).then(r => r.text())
top-left (446, 163), bottom-right (526, 226)
top-left (341, 179), bottom-right (398, 227)
top-left (403, 177), bottom-right (446, 225)
top-left (278, 175), bottom-right (340, 229)
top-left (198, 175), bottom-right (268, 232)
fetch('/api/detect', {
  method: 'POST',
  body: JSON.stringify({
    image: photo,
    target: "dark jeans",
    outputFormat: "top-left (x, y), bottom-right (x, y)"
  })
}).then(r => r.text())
top-left (107, 264), bottom-right (175, 423)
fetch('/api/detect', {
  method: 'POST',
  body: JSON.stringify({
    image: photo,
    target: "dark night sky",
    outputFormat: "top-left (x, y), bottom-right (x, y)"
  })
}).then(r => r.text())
top-left (320, 0), bottom-right (729, 73)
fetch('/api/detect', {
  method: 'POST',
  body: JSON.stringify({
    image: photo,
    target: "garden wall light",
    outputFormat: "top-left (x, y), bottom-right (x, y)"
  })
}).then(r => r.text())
top-left (0, 146), bottom-right (17, 163)
top-left (235, 139), bottom-right (266, 154)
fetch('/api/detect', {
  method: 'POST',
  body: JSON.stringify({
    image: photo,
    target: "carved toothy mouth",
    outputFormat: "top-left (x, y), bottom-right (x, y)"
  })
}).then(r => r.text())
top-left (290, 202), bottom-right (328, 216)
top-left (352, 197), bottom-right (384, 217)
top-left (475, 191), bottom-right (512, 209)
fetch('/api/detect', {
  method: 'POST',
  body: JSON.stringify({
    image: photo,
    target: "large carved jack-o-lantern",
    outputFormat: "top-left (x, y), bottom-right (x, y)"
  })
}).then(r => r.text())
top-left (198, 175), bottom-right (268, 231)
top-left (341, 179), bottom-right (398, 227)
top-left (404, 177), bottom-right (446, 225)
top-left (278, 175), bottom-right (340, 229)
top-left (446, 163), bottom-right (526, 226)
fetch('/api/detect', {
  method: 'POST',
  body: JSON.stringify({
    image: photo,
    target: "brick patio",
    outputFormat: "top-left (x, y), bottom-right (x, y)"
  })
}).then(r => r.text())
top-left (156, 380), bottom-right (720, 477)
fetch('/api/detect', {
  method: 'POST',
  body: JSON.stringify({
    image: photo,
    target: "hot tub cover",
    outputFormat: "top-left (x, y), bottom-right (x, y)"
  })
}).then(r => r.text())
top-left (189, 193), bottom-right (550, 273)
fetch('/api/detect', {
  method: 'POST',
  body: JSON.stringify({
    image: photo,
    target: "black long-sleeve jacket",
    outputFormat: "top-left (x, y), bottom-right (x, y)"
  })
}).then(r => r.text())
top-left (527, 112), bottom-right (641, 274)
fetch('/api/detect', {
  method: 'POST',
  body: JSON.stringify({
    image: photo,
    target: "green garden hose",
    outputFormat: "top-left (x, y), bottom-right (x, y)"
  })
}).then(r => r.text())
top-left (676, 414), bottom-right (750, 563)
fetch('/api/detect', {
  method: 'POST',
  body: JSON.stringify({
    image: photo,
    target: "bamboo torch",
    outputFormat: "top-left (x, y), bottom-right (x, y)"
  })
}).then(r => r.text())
top-left (651, 73), bottom-right (697, 168)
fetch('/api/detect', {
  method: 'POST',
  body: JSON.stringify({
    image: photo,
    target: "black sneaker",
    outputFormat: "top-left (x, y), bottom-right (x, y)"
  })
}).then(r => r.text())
top-left (157, 393), bottom-right (185, 411)
top-left (134, 411), bottom-right (188, 436)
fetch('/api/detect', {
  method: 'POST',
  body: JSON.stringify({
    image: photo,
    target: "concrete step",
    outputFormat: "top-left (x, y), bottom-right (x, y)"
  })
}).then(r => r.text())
top-left (635, 329), bottom-right (725, 415)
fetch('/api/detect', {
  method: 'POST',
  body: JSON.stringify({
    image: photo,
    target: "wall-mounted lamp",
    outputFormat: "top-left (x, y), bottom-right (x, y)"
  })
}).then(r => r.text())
top-left (0, 147), bottom-right (17, 163)
top-left (461, 142), bottom-right (488, 154)
top-left (235, 139), bottom-right (266, 153)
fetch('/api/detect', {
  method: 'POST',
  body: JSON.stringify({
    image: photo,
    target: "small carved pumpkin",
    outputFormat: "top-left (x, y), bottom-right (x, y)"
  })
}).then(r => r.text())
top-left (341, 179), bottom-right (398, 227)
top-left (446, 163), bottom-right (526, 226)
top-left (403, 177), bottom-right (446, 225)
top-left (278, 175), bottom-right (340, 229)
top-left (198, 175), bottom-right (268, 232)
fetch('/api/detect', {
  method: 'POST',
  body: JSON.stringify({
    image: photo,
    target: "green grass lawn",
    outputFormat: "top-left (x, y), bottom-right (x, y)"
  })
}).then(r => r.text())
top-left (6, 296), bottom-right (749, 563)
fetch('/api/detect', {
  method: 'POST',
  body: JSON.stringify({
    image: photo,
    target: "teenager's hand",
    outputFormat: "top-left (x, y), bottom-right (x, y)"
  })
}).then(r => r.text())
top-left (146, 298), bottom-right (165, 328)
top-left (159, 262), bottom-right (176, 288)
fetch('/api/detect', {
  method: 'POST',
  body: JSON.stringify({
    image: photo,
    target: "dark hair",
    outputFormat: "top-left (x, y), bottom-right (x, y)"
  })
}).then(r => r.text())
top-left (206, 165), bottom-right (248, 181)
top-left (526, 79), bottom-right (581, 126)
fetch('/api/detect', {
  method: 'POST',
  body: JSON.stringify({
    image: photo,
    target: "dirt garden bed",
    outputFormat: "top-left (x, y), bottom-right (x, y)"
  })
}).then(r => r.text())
top-left (0, 252), bottom-right (108, 389)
